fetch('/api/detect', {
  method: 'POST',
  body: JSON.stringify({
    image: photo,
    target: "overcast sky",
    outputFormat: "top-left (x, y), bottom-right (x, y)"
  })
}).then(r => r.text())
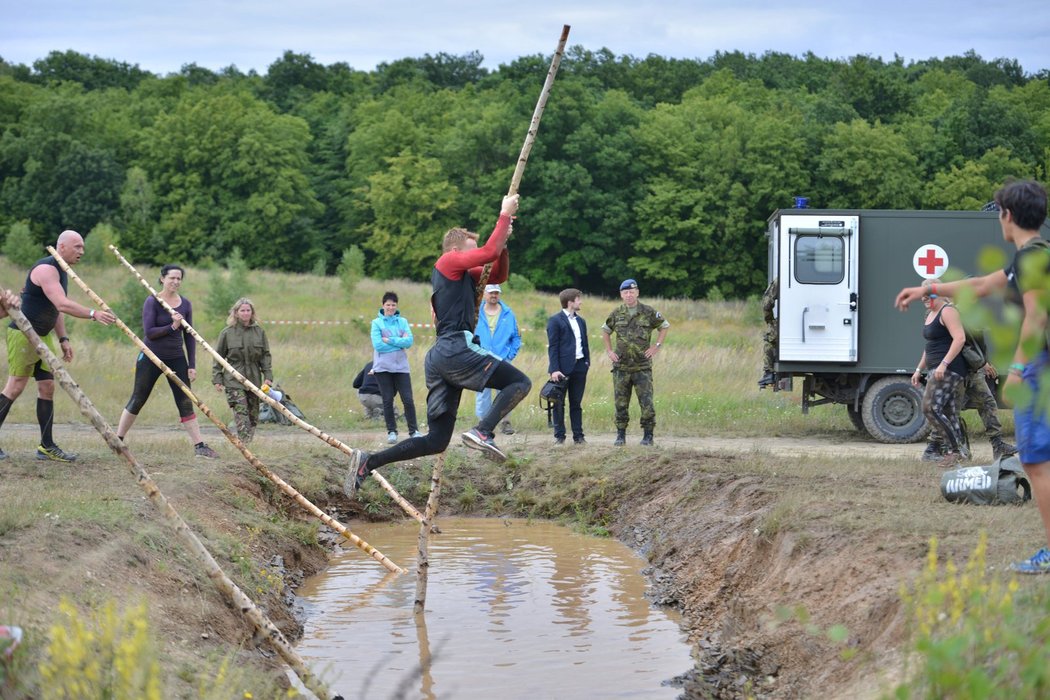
top-left (3, 0), bottom-right (1049, 77)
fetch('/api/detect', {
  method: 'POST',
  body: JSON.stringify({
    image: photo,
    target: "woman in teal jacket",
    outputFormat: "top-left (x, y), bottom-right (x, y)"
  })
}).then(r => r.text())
top-left (371, 291), bottom-right (421, 443)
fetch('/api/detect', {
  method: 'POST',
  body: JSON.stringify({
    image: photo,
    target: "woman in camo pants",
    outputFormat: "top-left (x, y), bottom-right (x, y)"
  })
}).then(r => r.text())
top-left (911, 290), bottom-right (969, 468)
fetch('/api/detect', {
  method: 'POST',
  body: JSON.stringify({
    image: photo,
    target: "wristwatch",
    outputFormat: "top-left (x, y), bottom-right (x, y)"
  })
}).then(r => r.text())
top-left (655, 342), bottom-right (662, 347)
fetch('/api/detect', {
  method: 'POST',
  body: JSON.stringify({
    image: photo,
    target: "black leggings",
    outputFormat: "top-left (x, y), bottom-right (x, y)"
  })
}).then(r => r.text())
top-left (368, 361), bottom-right (531, 470)
top-left (375, 371), bottom-right (418, 434)
top-left (124, 353), bottom-right (195, 419)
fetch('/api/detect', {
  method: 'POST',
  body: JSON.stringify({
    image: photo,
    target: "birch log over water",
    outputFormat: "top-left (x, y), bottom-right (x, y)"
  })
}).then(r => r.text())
top-left (107, 244), bottom-right (427, 526)
top-left (414, 453), bottom-right (446, 613)
top-left (475, 24), bottom-right (570, 310)
top-left (48, 248), bottom-right (403, 575)
top-left (0, 295), bottom-right (341, 700)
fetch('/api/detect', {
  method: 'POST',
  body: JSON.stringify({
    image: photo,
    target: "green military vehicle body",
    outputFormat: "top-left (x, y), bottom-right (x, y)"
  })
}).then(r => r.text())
top-left (766, 208), bottom-right (1013, 443)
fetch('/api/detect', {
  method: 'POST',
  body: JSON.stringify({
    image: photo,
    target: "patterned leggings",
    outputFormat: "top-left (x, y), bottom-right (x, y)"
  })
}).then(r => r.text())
top-left (922, 371), bottom-right (965, 453)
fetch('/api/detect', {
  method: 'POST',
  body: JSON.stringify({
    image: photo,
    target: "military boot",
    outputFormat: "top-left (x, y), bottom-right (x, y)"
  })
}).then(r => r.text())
top-left (991, 437), bottom-right (1018, 460)
top-left (614, 430), bottom-right (626, 447)
top-left (920, 441), bottom-right (944, 463)
top-left (640, 431), bottom-right (654, 446)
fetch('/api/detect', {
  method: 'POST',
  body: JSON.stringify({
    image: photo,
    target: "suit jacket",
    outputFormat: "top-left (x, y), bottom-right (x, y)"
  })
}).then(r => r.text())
top-left (547, 311), bottom-right (590, 376)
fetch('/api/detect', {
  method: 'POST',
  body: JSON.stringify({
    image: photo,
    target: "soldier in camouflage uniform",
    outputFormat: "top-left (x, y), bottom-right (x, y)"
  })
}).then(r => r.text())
top-left (759, 277), bottom-right (778, 388)
top-left (962, 363), bottom-right (1016, 459)
top-left (601, 279), bottom-right (670, 446)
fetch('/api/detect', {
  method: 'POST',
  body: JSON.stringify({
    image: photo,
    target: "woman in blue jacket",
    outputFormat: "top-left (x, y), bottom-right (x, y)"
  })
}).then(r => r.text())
top-left (371, 291), bottom-right (422, 443)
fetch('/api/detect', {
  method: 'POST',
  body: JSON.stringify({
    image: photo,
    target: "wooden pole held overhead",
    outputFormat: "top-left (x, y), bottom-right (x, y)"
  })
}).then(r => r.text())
top-left (507, 24), bottom-right (571, 198)
top-left (476, 24), bottom-right (571, 310)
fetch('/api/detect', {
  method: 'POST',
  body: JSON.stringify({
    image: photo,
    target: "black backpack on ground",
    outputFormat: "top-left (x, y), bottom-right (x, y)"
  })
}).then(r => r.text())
top-left (258, 383), bottom-right (307, 425)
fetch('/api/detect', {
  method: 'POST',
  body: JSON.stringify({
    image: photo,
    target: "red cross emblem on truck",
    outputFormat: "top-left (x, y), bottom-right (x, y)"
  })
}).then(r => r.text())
top-left (917, 248), bottom-right (943, 274)
top-left (912, 244), bottom-right (949, 278)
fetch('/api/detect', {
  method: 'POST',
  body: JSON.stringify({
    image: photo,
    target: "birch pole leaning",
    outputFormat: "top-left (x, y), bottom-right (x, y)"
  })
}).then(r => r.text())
top-left (475, 23), bottom-right (571, 309)
top-left (48, 248), bottom-right (403, 575)
top-left (413, 453), bottom-right (446, 613)
top-left (0, 296), bottom-right (341, 700)
top-left (107, 244), bottom-right (426, 526)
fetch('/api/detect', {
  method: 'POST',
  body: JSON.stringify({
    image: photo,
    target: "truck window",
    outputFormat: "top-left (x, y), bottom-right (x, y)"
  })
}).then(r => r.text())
top-left (794, 235), bottom-right (844, 284)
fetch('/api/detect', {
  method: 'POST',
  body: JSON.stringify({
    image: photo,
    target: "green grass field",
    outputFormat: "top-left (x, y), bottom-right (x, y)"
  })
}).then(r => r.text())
top-left (0, 254), bottom-right (908, 441)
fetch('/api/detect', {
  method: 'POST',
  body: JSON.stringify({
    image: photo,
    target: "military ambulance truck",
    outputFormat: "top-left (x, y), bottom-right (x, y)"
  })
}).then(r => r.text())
top-left (765, 208), bottom-right (1013, 443)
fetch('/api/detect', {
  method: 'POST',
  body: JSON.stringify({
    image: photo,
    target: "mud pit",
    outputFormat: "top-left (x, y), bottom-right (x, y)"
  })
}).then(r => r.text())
top-left (3, 426), bottom-right (1032, 698)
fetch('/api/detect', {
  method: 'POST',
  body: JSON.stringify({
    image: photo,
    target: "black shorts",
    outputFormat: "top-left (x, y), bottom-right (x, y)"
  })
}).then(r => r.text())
top-left (424, 331), bottom-right (501, 419)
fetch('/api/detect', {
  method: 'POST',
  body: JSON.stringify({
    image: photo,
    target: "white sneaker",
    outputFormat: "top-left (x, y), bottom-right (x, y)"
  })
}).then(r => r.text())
top-left (387, 431), bottom-right (397, 444)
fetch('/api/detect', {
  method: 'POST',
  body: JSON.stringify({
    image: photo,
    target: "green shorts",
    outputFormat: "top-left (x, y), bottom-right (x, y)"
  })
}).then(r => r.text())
top-left (6, 326), bottom-right (57, 378)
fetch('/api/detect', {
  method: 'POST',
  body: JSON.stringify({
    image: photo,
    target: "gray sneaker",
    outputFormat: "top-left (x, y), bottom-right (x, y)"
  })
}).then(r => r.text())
top-left (36, 444), bottom-right (78, 462)
top-left (0, 447), bottom-right (7, 460)
top-left (344, 450), bottom-right (372, 496)
top-left (194, 443), bottom-right (219, 459)
top-left (461, 427), bottom-right (507, 462)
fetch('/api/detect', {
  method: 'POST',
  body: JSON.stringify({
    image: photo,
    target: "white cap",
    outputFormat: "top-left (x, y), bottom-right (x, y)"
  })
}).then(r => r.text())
top-left (484, 284), bottom-right (502, 294)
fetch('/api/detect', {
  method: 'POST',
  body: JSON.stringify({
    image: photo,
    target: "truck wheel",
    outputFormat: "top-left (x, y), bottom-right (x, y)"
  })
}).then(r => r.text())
top-left (846, 405), bottom-right (866, 433)
top-left (861, 376), bottom-right (931, 443)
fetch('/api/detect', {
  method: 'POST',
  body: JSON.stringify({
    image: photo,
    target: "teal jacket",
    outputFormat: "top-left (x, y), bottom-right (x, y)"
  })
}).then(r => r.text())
top-left (371, 310), bottom-right (413, 373)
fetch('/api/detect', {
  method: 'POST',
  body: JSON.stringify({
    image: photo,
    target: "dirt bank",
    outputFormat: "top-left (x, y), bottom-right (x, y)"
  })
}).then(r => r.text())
top-left (1, 424), bottom-right (1041, 698)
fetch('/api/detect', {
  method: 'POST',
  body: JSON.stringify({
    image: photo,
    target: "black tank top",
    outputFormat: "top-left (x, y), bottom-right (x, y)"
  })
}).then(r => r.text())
top-left (923, 306), bottom-right (966, 376)
top-left (430, 266), bottom-right (476, 338)
top-left (9, 256), bottom-right (67, 335)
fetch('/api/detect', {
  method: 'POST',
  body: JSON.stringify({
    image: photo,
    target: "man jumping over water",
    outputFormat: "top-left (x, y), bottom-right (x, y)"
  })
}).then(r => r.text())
top-left (346, 194), bottom-right (532, 494)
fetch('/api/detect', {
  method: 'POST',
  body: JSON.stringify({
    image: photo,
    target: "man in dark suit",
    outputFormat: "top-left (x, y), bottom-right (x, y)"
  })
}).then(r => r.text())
top-left (547, 288), bottom-right (590, 444)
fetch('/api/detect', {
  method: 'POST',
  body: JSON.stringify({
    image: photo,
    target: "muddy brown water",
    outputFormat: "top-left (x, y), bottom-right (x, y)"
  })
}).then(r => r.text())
top-left (294, 517), bottom-right (692, 699)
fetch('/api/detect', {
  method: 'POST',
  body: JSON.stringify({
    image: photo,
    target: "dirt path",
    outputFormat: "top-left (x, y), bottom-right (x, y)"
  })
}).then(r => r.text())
top-left (4, 420), bottom-right (987, 462)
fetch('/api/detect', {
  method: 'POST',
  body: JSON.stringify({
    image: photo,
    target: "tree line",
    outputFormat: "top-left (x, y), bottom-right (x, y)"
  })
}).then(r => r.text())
top-left (1, 47), bottom-right (1048, 299)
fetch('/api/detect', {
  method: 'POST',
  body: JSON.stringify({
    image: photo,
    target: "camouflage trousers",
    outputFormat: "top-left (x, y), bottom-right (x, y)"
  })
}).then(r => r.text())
top-left (613, 367), bottom-right (655, 431)
top-left (762, 325), bottom-right (777, 372)
top-left (922, 371), bottom-right (965, 453)
top-left (225, 387), bottom-right (260, 443)
top-left (930, 371), bottom-right (1003, 444)
top-left (359, 392), bottom-right (385, 420)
